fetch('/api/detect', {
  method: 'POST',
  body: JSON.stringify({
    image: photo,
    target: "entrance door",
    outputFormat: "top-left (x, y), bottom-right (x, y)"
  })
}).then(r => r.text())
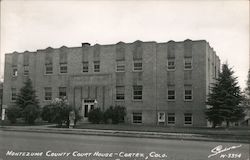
top-left (84, 104), bottom-right (94, 118)
top-left (82, 99), bottom-right (95, 120)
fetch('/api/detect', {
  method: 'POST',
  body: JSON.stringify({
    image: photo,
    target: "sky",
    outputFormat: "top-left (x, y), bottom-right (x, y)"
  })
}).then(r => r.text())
top-left (0, 0), bottom-right (249, 89)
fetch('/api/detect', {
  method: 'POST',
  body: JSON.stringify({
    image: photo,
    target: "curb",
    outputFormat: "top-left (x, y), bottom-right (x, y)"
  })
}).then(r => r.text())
top-left (1, 126), bottom-right (249, 144)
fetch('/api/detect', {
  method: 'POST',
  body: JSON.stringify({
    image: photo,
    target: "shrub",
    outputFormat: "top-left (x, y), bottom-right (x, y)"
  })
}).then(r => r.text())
top-left (104, 106), bottom-right (126, 124)
top-left (103, 106), bottom-right (114, 124)
top-left (88, 108), bottom-right (103, 124)
top-left (6, 106), bottom-right (21, 124)
top-left (22, 104), bottom-right (40, 124)
top-left (74, 108), bottom-right (83, 125)
top-left (41, 105), bottom-right (54, 123)
top-left (113, 106), bottom-right (126, 124)
top-left (41, 98), bottom-right (73, 127)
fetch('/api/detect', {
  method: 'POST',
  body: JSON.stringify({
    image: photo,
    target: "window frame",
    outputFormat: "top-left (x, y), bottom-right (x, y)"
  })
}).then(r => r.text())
top-left (59, 87), bottom-right (67, 99)
top-left (184, 58), bottom-right (193, 70)
top-left (167, 59), bottom-right (175, 70)
top-left (184, 113), bottom-right (193, 125)
top-left (184, 86), bottom-right (193, 101)
top-left (132, 112), bottom-right (142, 124)
top-left (82, 61), bottom-right (89, 73)
top-left (167, 113), bottom-right (175, 125)
top-left (133, 85), bottom-right (143, 100)
top-left (23, 65), bottom-right (29, 76)
top-left (133, 60), bottom-right (142, 72)
top-left (45, 63), bottom-right (53, 75)
top-left (116, 86), bottom-right (125, 101)
top-left (60, 63), bottom-right (68, 74)
top-left (116, 60), bottom-right (125, 72)
top-left (94, 61), bottom-right (100, 72)
top-left (44, 87), bottom-right (52, 101)
top-left (167, 88), bottom-right (175, 101)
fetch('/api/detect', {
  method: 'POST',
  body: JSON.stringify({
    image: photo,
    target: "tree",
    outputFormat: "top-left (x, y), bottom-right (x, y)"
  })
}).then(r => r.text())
top-left (205, 63), bottom-right (245, 128)
top-left (241, 69), bottom-right (250, 126)
top-left (15, 78), bottom-right (40, 124)
top-left (245, 69), bottom-right (250, 97)
top-left (16, 78), bottom-right (39, 110)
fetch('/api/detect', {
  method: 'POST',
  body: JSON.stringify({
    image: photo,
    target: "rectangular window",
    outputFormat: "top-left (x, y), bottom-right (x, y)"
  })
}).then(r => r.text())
top-left (133, 85), bottom-right (142, 100)
top-left (167, 59), bottom-right (175, 70)
top-left (45, 64), bottom-right (53, 74)
top-left (133, 60), bottom-right (142, 71)
top-left (133, 112), bottom-right (142, 124)
top-left (60, 63), bottom-right (67, 73)
top-left (23, 65), bottom-right (29, 76)
top-left (82, 61), bottom-right (89, 72)
top-left (184, 113), bottom-right (192, 125)
top-left (11, 88), bottom-right (17, 101)
top-left (94, 61), bottom-right (100, 72)
top-left (184, 58), bottom-right (192, 70)
top-left (184, 85), bottom-right (192, 101)
top-left (12, 68), bottom-right (18, 77)
top-left (116, 86), bottom-right (125, 100)
top-left (44, 87), bottom-right (52, 101)
top-left (167, 85), bottom-right (175, 101)
top-left (59, 87), bottom-right (67, 99)
top-left (116, 60), bottom-right (125, 72)
top-left (167, 113), bottom-right (175, 125)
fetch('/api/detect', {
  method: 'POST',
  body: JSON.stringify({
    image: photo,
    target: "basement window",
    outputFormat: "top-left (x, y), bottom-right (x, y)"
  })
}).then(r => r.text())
top-left (133, 112), bottom-right (142, 124)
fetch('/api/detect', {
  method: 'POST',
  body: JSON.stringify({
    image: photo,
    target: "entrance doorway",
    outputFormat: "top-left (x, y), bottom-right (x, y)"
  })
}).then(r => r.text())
top-left (82, 99), bottom-right (95, 120)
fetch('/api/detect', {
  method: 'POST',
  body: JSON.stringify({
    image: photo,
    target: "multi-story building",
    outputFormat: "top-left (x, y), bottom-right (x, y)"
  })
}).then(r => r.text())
top-left (3, 39), bottom-right (220, 127)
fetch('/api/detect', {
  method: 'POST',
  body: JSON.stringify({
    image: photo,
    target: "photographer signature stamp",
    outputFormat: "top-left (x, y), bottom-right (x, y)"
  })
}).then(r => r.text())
top-left (208, 145), bottom-right (244, 159)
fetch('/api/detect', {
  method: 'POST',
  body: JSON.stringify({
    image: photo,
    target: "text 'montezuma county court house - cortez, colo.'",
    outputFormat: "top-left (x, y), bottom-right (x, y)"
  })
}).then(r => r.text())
top-left (2, 39), bottom-right (220, 127)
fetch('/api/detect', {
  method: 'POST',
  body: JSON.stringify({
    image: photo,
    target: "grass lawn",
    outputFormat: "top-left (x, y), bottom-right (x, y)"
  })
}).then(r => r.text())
top-left (74, 123), bottom-right (250, 137)
top-left (2, 119), bottom-right (249, 139)
top-left (0, 119), bottom-right (53, 126)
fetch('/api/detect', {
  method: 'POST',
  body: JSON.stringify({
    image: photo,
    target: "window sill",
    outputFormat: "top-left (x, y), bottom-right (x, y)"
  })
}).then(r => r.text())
top-left (133, 70), bottom-right (143, 72)
top-left (132, 100), bottom-right (143, 102)
top-left (184, 68), bottom-right (193, 71)
top-left (132, 122), bottom-right (143, 125)
top-left (44, 73), bottom-right (53, 75)
top-left (167, 123), bottom-right (175, 126)
top-left (115, 100), bottom-right (125, 102)
top-left (184, 99), bottom-right (193, 102)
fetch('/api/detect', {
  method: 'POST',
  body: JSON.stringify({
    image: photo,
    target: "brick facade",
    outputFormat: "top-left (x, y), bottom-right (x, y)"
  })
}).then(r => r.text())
top-left (3, 39), bottom-right (220, 127)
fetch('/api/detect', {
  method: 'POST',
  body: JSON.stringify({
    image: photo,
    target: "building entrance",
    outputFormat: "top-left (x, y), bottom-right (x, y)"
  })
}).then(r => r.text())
top-left (82, 99), bottom-right (95, 120)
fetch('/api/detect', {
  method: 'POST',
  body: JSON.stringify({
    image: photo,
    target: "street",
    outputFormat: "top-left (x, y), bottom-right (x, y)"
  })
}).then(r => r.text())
top-left (0, 130), bottom-right (249, 160)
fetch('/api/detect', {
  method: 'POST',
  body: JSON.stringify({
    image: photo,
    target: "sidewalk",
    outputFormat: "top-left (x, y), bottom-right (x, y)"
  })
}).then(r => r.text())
top-left (1, 125), bottom-right (249, 143)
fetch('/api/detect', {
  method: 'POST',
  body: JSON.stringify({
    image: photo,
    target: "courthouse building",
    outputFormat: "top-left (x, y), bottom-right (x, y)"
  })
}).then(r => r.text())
top-left (3, 39), bottom-right (220, 127)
